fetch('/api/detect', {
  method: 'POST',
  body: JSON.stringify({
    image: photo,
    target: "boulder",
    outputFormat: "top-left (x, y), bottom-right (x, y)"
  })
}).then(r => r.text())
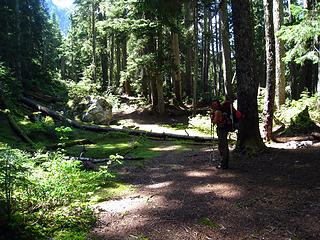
top-left (82, 96), bottom-right (112, 125)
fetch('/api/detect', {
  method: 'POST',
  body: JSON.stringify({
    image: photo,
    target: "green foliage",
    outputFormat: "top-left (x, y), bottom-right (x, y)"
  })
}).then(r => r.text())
top-left (66, 79), bottom-right (99, 104)
top-left (278, 4), bottom-right (320, 64)
top-left (286, 106), bottom-right (317, 133)
top-left (0, 63), bottom-right (20, 104)
top-left (55, 126), bottom-right (73, 140)
top-left (0, 147), bottom-right (116, 239)
top-left (198, 217), bottom-right (219, 228)
top-left (275, 91), bottom-right (320, 125)
top-left (0, 147), bottom-right (30, 221)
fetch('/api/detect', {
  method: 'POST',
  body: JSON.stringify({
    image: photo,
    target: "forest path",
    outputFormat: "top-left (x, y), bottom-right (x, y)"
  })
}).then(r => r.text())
top-left (90, 142), bottom-right (320, 240)
top-left (111, 100), bottom-right (211, 138)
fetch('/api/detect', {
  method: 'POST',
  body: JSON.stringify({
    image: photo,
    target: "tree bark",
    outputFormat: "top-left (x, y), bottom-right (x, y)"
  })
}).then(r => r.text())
top-left (231, 0), bottom-right (265, 151)
top-left (211, 13), bottom-right (218, 97)
top-left (192, 1), bottom-right (198, 116)
top-left (202, 6), bottom-right (210, 96)
top-left (15, 0), bottom-right (23, 89)
top-left (263, 0), bottom-right (276, 141)
top-left (109, 34), bottom-right (114, 88)
top-left (184, 1), bottom-right (193, 98)
top-left (318, 55), bottom-right (320, 110)
top-left (91, 1), bottom-right (97, 83)
top-left (156, 25), bottom-right (165, 115)
top-left (122, 35), bottom-right (131, 96)
top-left (273, 0), bottom-right (286, 107)
top-left (171, 31), bottom-right (182, 103)
top-left (115, 37), bottom-right (121, 88)
top-left (220, 0), bottom-right (233, 100)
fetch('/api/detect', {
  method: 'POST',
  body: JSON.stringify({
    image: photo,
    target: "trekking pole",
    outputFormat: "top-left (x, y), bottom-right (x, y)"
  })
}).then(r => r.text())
top-left (210, 120), bottom-right (213, 163)
top-left (230, 100), bottom-right (234, 131)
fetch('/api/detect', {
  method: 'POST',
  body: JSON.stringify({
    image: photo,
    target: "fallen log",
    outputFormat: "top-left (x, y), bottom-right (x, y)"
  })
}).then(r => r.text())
top-left (0, 90), bottom-right (33, 146)
top-left (0, 109), bottom-right (34, 146)
top-left (21, 97), bottom-right (216, 142)
top-left (66, 156), bottom-right (144, 164)
top-left (46, 139), bottom-right (93, 150)
top-left (311, 132), bottom-right (320, 140)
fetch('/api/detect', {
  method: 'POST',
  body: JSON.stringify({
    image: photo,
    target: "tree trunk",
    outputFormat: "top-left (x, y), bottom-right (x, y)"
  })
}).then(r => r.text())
top-left (317, 62), bottom-right (320, 110)
top-left (122, 36), bottom-right (131, 96)
top-left (211, 13), bottom-right (218, 97)
top-left (101, 52), bottom-right (108, 91)
top-left (171, 31), bottom-right (182, 103)
top-left (192, 1), bottom-right (198, 116)
top-left (263, 0), bottom-right (276, 141)
top-left (15, 0), bottom-right (23, 89)
top-left (115, 38), bottom-right (121, 88)
top-left (273, 0), bottom-right (286, 107)
top-left (220, 0), bottom-right (233, 100)
top-left (141, 67), bottom-right (149, 100)
top-left (184, 1), bottom-right (193, 98)
top-left (288, 0), bottom-right (300, 100)
top-left (109, 34), bottom-right (114, 88)
top-left (231, 0), bottom-right (265, 151)
top-left (202, 6), bottom-right (209, 96)
top-left (91, 1), bottom-right (97, 83)
top-left (215, 14), bottom-right (223, 96)
top-left (156, 25), bottom-right (165, 115)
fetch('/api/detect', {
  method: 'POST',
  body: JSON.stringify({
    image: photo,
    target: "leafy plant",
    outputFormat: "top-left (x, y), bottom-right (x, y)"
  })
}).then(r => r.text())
top-left (275, 91), bottom-right (320, 125)
top-left (55, 126), bottom-right (73, 140)
top-left (0, 147), bottom-right (116, 239)
top-left (0, 147), bottom-right (30, 221)
top-left (198, 217), bottom-right (220, 228)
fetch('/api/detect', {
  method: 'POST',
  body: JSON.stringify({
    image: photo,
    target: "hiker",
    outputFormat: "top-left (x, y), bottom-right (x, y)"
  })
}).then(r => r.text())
top-left (211, 99), bottom-right (229, 169)
top-left (211, 98), bottom-right (241, 169)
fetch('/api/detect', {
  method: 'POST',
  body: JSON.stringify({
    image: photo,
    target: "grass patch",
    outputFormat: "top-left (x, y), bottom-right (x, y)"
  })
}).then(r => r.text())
top-left (162, 123), bottom-right (188, 130)
top-left (198, 217), bottom-right (220, 229)
top-left (92, 181), bottom-right (134, 202)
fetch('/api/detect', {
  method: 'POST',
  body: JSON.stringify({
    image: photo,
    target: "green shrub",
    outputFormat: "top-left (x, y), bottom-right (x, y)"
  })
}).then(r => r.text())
top-left (0, 147), bottom-right (115, 239)
top-left (275, 91), bottom-right (320, 125)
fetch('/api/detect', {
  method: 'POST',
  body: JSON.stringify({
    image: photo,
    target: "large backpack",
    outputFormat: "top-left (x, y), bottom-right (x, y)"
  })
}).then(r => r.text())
top-left (221, 101), bottom-right (241, 132)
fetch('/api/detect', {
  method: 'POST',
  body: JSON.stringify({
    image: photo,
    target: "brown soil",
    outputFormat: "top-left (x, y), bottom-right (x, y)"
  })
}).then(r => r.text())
top-left (90, 104), bottom-right (320, 240)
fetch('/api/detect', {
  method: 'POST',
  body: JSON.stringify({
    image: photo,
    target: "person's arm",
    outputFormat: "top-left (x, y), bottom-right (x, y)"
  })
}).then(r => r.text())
top-left (213, 110), bottom-right (223, 124)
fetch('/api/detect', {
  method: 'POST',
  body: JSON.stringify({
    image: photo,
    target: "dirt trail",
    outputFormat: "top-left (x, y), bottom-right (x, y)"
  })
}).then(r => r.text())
top-left (91, 143), bottom-right (320, 240)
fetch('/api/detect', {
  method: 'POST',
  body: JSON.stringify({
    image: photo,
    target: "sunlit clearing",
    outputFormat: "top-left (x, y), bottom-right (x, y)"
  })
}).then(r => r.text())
top-left (145, 181), bottom-right (173, 189)
top-left (151, 145), bottom-right (184, 151)
top-left (96, 197), bottom-right (145, 214)
top-left (192, 183), bottom-right (242, 199)
top-left (185, 170), bottom-right (212, 177)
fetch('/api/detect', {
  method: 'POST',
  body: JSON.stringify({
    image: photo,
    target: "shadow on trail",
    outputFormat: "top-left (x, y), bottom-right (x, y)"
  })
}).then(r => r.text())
top-left (92, 146), bottom-right (320, 240)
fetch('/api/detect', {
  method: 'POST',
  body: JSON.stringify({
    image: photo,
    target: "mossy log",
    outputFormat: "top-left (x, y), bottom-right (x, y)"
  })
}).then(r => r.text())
top-left (0, 109), bottom-right (34, 146)
top-left (0, 94), bottom-right (34, 146)
top-left (21, 97), bottom-right (216, 142)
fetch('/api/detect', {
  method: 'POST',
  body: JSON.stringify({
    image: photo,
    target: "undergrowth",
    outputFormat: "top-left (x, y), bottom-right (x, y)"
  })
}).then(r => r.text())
top-left (275, 92), bottom-right (320, 125)
top-left (0, 146), bottom-right (119, 240)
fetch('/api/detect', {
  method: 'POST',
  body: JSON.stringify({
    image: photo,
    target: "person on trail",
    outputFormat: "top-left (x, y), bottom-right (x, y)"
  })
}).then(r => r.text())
top-left (211, 99), bottom-right (229, 169)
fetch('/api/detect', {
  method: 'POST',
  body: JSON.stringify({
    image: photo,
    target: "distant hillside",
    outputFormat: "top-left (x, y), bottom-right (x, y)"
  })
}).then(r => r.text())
top-left (45, 0), bottom-right (71, 36)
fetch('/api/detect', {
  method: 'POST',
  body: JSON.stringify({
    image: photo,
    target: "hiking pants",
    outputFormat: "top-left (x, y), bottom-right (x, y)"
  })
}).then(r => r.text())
top-left (217, 127), bottom-right (229, 168)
